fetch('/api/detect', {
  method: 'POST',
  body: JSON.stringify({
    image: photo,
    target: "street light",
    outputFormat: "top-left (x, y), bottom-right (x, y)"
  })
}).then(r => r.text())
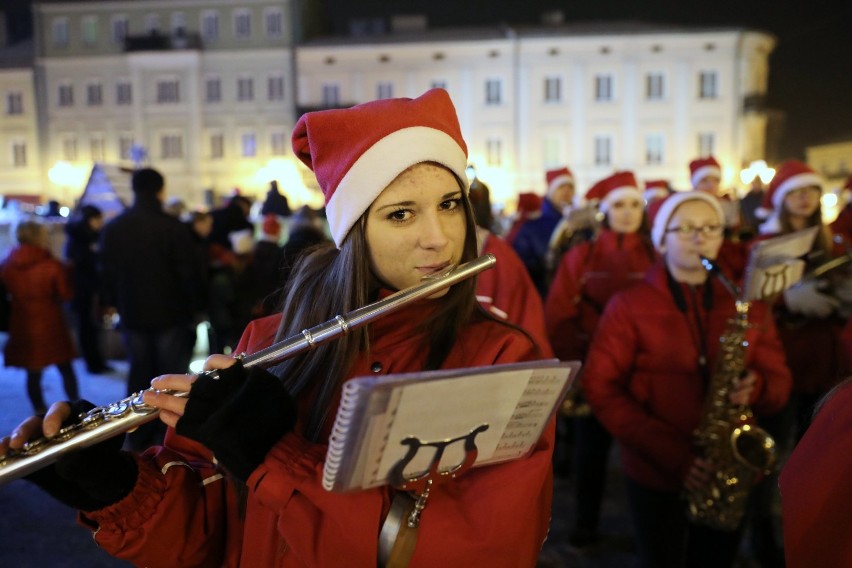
top-left (740, 160), bottom-right (775, 186)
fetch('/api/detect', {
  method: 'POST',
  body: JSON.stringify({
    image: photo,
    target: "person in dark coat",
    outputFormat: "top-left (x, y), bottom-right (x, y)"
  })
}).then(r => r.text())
top-left (99, 167), bottom-right (203, 450)
top-left (260, 180), bottom-right (292, 217)
top-left (209, 194), bottom-right (253, 250)
top-left (1, 219), bottom-right (79, 413)
top-left (64, 205), bottom-right (112, 374)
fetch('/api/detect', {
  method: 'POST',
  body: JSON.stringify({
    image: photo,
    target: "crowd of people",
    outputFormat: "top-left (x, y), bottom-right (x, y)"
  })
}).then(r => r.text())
top-left (0, 87), bottom-right (850, 567)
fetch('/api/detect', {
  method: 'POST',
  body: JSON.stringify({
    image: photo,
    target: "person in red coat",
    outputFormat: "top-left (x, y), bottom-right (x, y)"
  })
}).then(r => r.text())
top-left (2, 89), bottom-right (554, 567)
top-left (583, 191), bottom-right (792, 568)
top-left (779, 376), bottom-right (852, 568)
top-left (1, 219), bottom-right (79, 414)
top-left (545, 170), bottom-right (657, 547)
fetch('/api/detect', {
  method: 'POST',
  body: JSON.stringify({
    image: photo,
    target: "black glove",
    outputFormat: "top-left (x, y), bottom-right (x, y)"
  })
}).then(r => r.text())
top-left (25, 400), bottom-right (138, 512)
top-left (176, 361), bottom-right (297, 483)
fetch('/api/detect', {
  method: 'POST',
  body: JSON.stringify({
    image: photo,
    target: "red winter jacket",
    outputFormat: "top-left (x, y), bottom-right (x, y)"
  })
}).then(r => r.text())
top-left (1, 244), bottom-right (76, 368)
top-left (545, 230), bottom-right (656, 361)
top-left (583, 261), bottom-right (792, 491)
top-left (476, 229), bottom-right (552, 356)
top-left (83, 302), bottom-right (555, 567)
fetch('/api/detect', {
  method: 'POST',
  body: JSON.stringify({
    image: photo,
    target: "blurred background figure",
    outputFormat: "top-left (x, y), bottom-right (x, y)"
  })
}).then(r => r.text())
top-left (209, 194), bottom-right (253, 251)
top-left (1, 219), bottom-right (79, 413)
top-left (643, 179), bottom-right (672, 209)
top-left (279, 206), bottom-right (331, 292)
top-left (250, 213), bottom-right (285, 318)
top-left (505, 191), bottom-right (543, 245)
top-left (64, 205), bottom-right (112, 374)
top-left (260, 180), bottom-right (292, 217)
top-left (164, 196), bottom-right (187, 218)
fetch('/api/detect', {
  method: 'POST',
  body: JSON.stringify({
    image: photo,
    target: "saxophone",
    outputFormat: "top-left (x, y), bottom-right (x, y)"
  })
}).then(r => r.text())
top-left (685, 257), bottom-right (776, 531)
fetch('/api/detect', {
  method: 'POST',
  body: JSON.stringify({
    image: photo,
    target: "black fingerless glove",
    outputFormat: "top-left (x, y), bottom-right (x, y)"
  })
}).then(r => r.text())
top-left (176, 361), bottom-right (297, 483)
top-left (25, 400), bottom-right (138, 512)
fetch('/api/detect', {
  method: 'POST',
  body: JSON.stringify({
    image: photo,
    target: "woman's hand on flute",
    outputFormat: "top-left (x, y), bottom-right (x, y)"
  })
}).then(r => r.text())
top-left (0, 402), bottom-right (72, 457)
top-left (145, 354), bottom-right (236, 428)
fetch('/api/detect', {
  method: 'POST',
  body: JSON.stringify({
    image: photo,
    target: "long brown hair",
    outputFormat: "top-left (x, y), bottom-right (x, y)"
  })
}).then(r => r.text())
top-left (270, 171), bottom-right (480, 441)
top-left (779, 200), bottom-right (834, 262)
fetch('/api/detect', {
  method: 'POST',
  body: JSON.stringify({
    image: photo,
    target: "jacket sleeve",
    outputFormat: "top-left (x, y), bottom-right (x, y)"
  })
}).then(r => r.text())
top-left (747, 305), bottom-right (793, 415)
top-left (81, 441), bottom-right (239, 568)
top-left (545, 246), bottom-right (585, 361)
top-left (583, 295), bottom-right (696, 482)
top-left (244, 334), bottom-right (555, 567)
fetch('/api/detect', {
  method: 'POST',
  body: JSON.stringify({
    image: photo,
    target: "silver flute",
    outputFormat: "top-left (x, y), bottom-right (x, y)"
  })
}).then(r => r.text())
top-left (0, 254), bottom-right (496, 486)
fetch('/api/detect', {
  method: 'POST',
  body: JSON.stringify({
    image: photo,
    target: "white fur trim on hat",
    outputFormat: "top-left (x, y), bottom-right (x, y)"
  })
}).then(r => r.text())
top-left (691, 165), bottom-right (722, 189)
top-left (599, 186), bottom-right (642, 213)
top-left (758, 213), bottom-right (781, 235)
top-left (651, 191), bottom-right (725, 250)
top-left (771, 172), bottom-right (823, 210)
top-left (325, 126), bottom-right (468, 247)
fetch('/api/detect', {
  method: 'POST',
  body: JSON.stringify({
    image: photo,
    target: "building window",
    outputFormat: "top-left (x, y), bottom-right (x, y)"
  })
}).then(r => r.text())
top-left (86, 83), bottom-right (103, 106)
top-left (52, 18), bottom-right (69, 48)
top-left (267, 76), bottom-right (284, 101)
top-left (237, 78), bottom-right (254, 101)
top-left (699, 71), bottom-right (718, 99)
top-left (241, 133), bottom-right (256, 157)
top-left (201, 11), bottom-right (220, 42)
top-left (206, 78), bottom-right (222, 103)
top-left (90, 137), bottom-right (105, 162)
top-left (486, 138), bottom-right (502, 167)
top-left (698, 132), bottom-right (715, 156)
top-left (12, 142), bottom-right (27, 168)
top-left (234, 9), bottom-right (252, 39)
top-left (542, 137), bottom-right (561, 169)
top-left (116, 82), bottom-right (132, 105)
top-left (81, 16), bottom-right (98, 46)
top-left (161, 134), bottom-right (183, 159)
top-left (270, 131), bottom-right (287, 156)
top-left (485, 79), bottom-right (502, 105)
top-left (265, 7), bottom-right (283, 38)
top-left (594, 135), bottom-right (611, 166)
top-left (6, 92), bottom-right (23, 115)
top-left (594, 74), bottom-right (613, 102)
top-left (171, 12), bottom-right (187, 36)
top-left (62, 137), bottom-right (78, 161)
top-left (111, 16), bottom-right (128, 44)
top-left (119, 136), bottom-right (134, 160)
top-left (377, 82), bottom-right (393, 100)
top-left (58, 84), bottom-right (74, 107)
top-left (646, 73), bottom-right (664, 100)
top-left (430, 80), bottom-right (447, 90)
top-left (544, 76), bottom-right (561, 103)
top-left (322, 84), bottom-right (340, 107)
top-left (145, 13), bottom-right (161, 35)
top-left (210, 133), bottom-right (224, 159)
top-left (645, 134), bottom-right (664, 165)
top-left (157, 80), bottom-right (180, 104)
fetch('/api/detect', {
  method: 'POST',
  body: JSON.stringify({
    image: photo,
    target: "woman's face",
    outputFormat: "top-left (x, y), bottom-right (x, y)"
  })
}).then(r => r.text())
top-left (663, 200), bottom-right (723, 283)
top-left (365, 163), bottom-right (466, 293)
top-left (606, 196), bottom-right (644, 234)
top-left (783, 186), bottom-right (821, 220)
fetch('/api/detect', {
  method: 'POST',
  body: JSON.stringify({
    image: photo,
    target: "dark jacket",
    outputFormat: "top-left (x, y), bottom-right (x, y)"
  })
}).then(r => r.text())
top-left (64, 217), bottom-right (101, 307)
top-left (511, 198), bottom-right (563, 297)
top-left (100, 194), bottom-right (202, 331)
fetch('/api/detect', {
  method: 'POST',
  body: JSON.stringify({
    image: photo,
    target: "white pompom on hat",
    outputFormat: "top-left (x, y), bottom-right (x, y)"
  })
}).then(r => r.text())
top-left (650, 191), bottom-right (725, 250)
top-left (291, 88), bottom-right (469, 247)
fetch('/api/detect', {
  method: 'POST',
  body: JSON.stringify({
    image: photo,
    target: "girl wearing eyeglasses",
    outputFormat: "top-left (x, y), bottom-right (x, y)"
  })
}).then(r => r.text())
top-left (582, 191), bottom-right (791, 568)
top-left (544, 171), bottom-right (656, 547)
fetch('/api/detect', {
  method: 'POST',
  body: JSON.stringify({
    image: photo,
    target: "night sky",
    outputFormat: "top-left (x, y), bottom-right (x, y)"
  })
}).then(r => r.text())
top-left (323, 0), bottom-right (852, 161)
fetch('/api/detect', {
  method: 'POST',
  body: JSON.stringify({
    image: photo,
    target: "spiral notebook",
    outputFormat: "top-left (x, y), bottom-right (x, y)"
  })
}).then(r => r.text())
top-left (322, 359), bottom-right (579, 492)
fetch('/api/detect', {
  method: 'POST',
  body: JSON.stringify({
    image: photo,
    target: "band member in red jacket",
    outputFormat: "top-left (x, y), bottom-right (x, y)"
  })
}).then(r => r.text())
top-left (545, 171), bottom-right (657, 547)
top-left (2, 89), bottom-right (554, 567)
top-left (583, 191), bottom-right (791, 568)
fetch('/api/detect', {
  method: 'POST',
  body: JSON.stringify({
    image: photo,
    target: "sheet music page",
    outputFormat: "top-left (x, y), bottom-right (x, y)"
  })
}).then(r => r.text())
top-left (373, 369), bottom-right (530, 483)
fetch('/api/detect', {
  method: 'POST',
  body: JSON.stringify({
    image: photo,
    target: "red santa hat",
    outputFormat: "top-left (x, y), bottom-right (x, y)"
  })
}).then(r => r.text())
top-left (643, 179), bottom-right (671, 203)
top-left (650, 191), bottom-right (725, 250)
top-left (584, 171), bottom-right (642, 213)
top-left (261, 213), bottom-right (282, 239)
top-left (545, 167), bottom-right (574, 199)
top-left (291, 88), bottom-right (468, 247)
top-left (758, 160), bottom-right (823, 234)
top-left (689, 156), bottom-right (722, 189)
top-left (516, 192), bottom-right (543, 217)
